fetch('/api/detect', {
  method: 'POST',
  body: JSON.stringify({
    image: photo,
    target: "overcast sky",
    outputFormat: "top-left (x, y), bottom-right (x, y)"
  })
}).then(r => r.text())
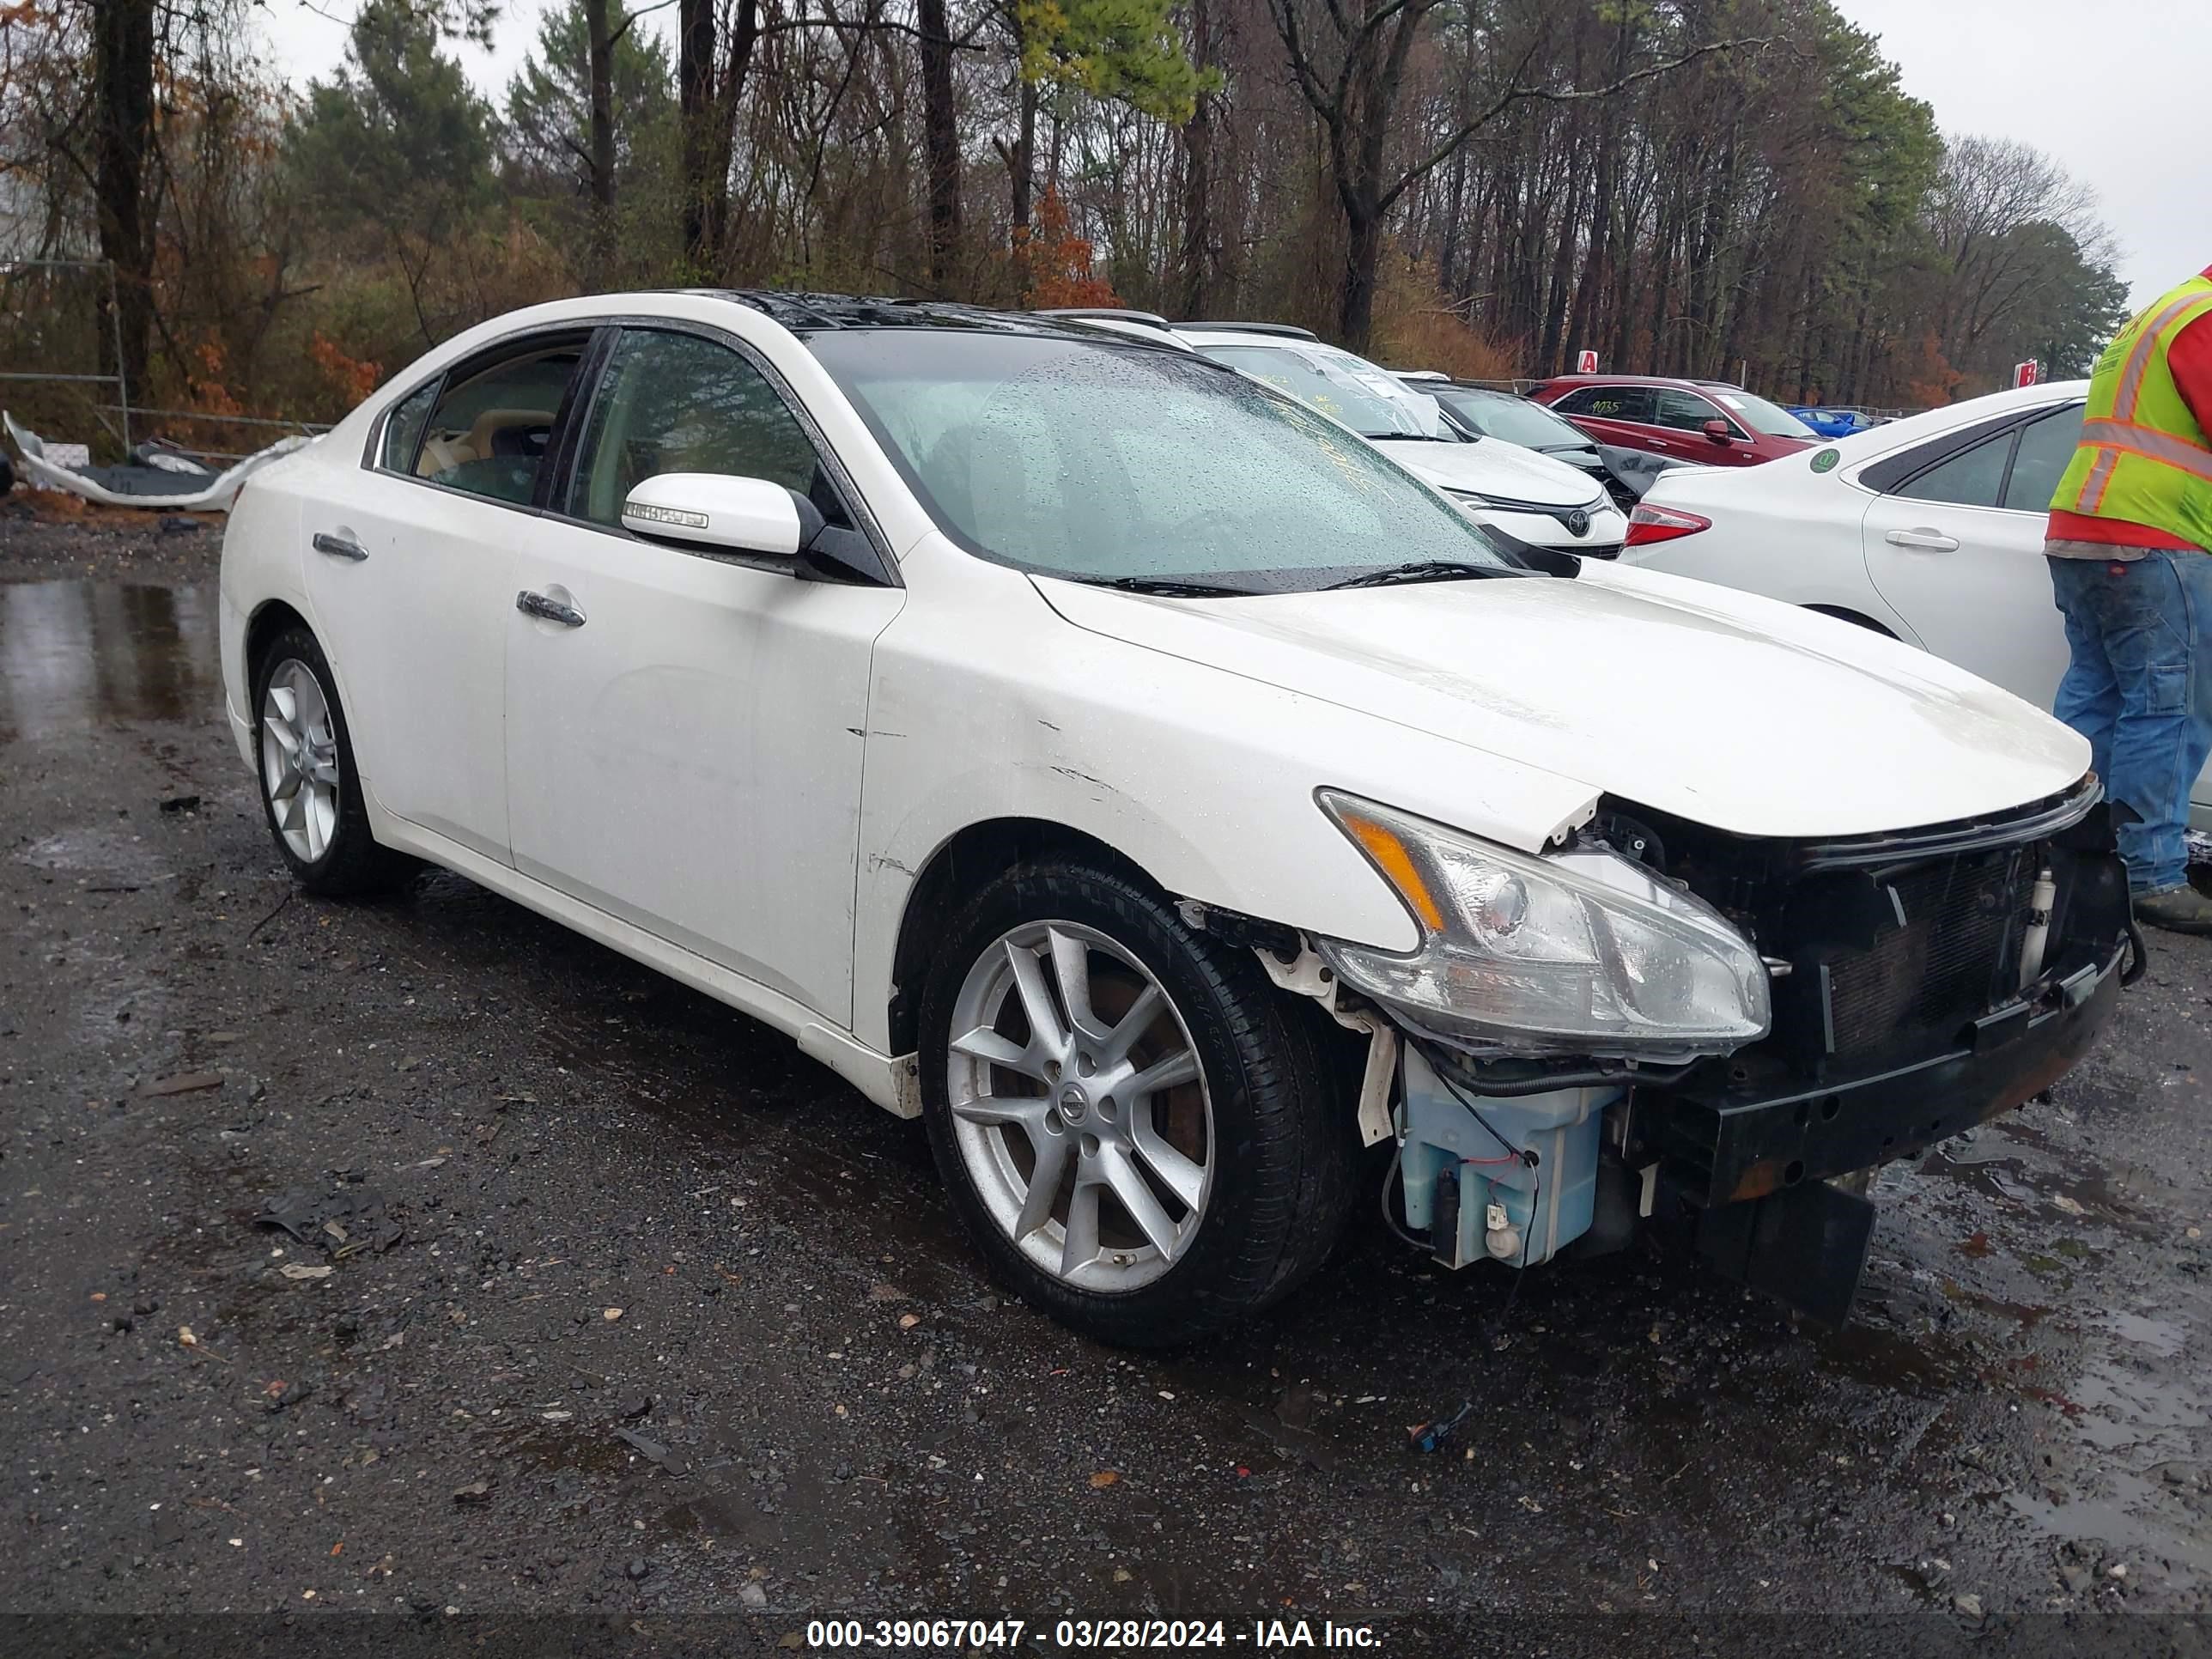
top-left (258, 0), bottom-right (2210, 308)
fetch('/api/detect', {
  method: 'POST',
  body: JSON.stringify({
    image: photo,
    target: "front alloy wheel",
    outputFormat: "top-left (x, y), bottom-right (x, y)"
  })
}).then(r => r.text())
top-left (946, 921), bottom-right (1214, 1291)
top-left (919, 860), bottom-right (1355, 1347)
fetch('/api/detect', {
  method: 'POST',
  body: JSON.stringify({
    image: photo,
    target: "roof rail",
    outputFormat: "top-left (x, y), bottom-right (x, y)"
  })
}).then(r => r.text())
top-left (1182, 320), bottom-right (1320, 341)
top-left (1034, 307), bottom-right (1173, 328)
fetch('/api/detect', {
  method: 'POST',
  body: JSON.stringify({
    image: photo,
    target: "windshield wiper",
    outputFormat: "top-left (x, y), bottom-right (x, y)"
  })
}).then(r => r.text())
top-left (1325, 560), bottom-right (1519, 590)
top-left (1364, 431), bottom-right (1455, 442)
top-left (1095, 575), bottom-right (1255, 598)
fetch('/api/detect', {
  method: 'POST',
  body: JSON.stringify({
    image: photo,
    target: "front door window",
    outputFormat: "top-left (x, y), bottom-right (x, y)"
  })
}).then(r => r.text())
top-left (566, 329), bottom-right (850, 532)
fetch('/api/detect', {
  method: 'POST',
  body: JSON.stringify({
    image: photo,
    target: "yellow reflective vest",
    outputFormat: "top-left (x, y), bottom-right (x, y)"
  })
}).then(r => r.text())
top-left (2051, 274), bottom-right (2212, 550)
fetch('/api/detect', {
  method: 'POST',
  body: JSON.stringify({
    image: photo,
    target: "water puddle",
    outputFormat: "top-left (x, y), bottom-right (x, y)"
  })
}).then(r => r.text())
top-left (1936, 1276), bottom-right (2053, 1330)
top-left (1999, 1297), bottom-right (2211, 1588)
top-left (0, 580), bottom-right (218, 739)
top-left (2004, 1475), bottom-right (2212, 1588)
top-left (487, 1418), bottom-right (641, 1480)
top-left (1815, 1318), bottom-right (1983, 1397)
top-left (2100, 1311), bottom-right (2187, 1359)
top-left (1921, 1121), bottom-right (2148, 1231)
top-left (19, 824), bottom-right (177, 885)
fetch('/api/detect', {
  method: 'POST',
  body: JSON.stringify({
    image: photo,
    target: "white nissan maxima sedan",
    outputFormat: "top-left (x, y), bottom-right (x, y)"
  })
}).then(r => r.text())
top-left (220, 292), bottom-right (2135, 1345)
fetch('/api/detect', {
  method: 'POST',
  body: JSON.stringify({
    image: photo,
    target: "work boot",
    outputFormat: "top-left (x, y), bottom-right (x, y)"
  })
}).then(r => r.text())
top-left (2134, 884), bottom-right (2212, 936)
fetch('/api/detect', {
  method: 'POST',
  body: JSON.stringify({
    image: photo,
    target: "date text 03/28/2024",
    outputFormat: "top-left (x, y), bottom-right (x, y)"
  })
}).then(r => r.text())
top-left (802, 1618), bottom-right (1384, 1650)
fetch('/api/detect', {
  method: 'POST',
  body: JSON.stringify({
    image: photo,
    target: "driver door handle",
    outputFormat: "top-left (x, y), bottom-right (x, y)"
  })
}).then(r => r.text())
top-left (516, 590), bottom-right (586, 628)
top-left (1885, 527), bottom-right (1960, 552)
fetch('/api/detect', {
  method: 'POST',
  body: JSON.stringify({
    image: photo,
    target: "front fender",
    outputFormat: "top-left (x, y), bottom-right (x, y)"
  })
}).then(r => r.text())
top-left (847, 541), bottom-right (1601, 1054)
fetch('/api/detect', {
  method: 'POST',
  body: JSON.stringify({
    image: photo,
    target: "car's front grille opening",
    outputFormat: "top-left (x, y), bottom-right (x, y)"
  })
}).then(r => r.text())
top-left (1818, 850), bottom-right (2024, 1059)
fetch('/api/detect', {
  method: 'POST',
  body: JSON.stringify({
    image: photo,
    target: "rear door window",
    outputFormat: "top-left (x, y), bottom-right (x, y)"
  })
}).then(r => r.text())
top-left (1559, 386), bottom-right (1656, 423)
top-left (1893, 431), bottom-right (2014, 508)
top-left (2000, 405), bottom-right (2087, 512)
top-left (416, 340), bottom-right (588, 506)
top-left (378, 381), bottom-right (438, 473)
top-left (1653, 389), bottom-right (1739, 435)
top-left (1860, 406), bottom-right (2058, 495)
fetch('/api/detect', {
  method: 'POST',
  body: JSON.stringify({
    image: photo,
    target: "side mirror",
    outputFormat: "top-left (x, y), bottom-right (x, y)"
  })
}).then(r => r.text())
top-left (621, 472), bottom-right (823, 558)
top-left (1701, 418), bottom-right (1734, 445)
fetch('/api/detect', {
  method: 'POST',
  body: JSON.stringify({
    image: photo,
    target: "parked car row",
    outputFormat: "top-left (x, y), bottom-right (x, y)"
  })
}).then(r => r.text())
top-left (1392, 375), bottom-right (1677, 509)
top-left (219, 292), bottom-right (2136, 1348)
top-left (1789, 406), bottom-right (1891, 440)
top-left (1532, 373), bottom-right (1821, 465)
top-left (1042, 312), bottom-right (1632, 557)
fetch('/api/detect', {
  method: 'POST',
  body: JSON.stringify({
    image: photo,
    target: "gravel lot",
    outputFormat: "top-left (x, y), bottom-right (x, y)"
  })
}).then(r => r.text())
top-left (2, 501), bottom-right (2209, 1655)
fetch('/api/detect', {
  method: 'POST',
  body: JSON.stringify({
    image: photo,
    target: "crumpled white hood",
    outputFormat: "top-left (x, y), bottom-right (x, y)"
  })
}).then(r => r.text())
top-left (1376, 436), bottom-right (1606, 507)
top-left (1038, 559), bottom-right (2089, 842)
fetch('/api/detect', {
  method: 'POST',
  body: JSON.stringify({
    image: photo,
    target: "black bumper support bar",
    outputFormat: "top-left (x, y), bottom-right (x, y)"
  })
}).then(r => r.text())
top-left (1644, 946), bottom-right (2125, 1212)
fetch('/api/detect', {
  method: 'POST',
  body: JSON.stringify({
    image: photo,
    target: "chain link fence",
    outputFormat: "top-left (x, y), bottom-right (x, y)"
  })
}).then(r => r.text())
top-left (0, 258), bottom-right (131, 453)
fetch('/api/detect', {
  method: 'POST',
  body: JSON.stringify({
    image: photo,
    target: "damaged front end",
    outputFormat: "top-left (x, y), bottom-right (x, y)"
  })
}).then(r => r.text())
top-left (1308, 778), bottom-right (2135, 1326)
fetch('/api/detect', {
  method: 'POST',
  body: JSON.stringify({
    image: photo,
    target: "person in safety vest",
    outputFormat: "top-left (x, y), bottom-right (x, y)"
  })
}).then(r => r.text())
top-left (2046, 264), bottom-right (2212, 934)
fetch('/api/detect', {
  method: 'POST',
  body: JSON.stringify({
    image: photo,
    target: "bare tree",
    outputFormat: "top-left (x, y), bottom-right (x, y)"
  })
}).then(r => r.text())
top-left (1929, 135), bottom-right (2116, 358)
top-left (918, 0), bottom-right (960, 283)
top-left (1267, 0), bottom-right (1761, 349)
top-left (92, 0), bottom-right (155, 392)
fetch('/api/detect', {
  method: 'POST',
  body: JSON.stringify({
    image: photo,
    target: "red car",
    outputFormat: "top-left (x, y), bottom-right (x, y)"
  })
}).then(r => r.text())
top-left (1530, 375), bottom-right (1819, 466)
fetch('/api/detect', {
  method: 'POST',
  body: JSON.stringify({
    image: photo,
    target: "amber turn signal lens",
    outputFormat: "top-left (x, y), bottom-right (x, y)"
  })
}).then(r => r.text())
top-left (1340, 812), bottom-right (1447, 933)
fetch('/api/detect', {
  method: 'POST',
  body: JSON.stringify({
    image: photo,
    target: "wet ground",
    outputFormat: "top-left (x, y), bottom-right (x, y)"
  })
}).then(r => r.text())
top-left (2, 509), bottom-right (2209, 1653)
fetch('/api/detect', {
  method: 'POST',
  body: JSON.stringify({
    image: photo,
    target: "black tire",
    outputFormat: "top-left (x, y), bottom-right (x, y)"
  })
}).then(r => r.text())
top-left (250, 624), bottom-right (410, 897)
top-left (917, 859), bottom-right (1357, 1347)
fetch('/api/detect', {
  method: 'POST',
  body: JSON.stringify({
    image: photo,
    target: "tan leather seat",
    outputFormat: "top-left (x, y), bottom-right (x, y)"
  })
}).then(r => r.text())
top-left (416, 406), bottom-right (555, 481)
top-left (465, 407), bottom-right (553, 462)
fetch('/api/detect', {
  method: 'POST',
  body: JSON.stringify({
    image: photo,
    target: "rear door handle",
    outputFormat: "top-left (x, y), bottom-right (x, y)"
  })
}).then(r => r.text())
top-left (312, 532), bottom-right (368, 562)
top-left (516, 590), bottom-right (586, 628)
top-left (1885, 527), bottom-right (1960, 551)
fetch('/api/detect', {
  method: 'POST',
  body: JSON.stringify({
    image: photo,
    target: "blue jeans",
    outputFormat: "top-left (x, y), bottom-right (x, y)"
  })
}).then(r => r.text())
top-left (2048, 551), bottom-right (2212, 893)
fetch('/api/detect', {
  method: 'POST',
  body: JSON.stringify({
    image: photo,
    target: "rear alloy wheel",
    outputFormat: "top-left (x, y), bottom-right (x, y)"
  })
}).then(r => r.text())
top-left (252, 624), bottom-right (409, 896)
top-left (920, 861), bottom-right (1354, 1346)
top-left (260, 655), bottom-right (341, 865)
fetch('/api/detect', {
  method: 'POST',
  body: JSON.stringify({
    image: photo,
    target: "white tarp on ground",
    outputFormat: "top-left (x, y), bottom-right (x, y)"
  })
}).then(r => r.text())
top-left (4, 410), bottom-right (313, 511)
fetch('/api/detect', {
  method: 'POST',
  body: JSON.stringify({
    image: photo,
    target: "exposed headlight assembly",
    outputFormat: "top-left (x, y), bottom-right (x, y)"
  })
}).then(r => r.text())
top-left (1317, 792), bottom-right (1771, 1061)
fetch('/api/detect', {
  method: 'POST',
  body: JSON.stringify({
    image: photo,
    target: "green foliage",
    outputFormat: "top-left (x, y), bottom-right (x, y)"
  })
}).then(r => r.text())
top-left (1812, 6), bottom-right (1942, 237)
top-left (2010, 224), bottom-right (2132, 378)
top-left (504, 0), bottom-right (676, 193)
top-left (287, 0), bottom-right (497, 241)
top-left (1015, 0), bottom-right (1221, 125)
